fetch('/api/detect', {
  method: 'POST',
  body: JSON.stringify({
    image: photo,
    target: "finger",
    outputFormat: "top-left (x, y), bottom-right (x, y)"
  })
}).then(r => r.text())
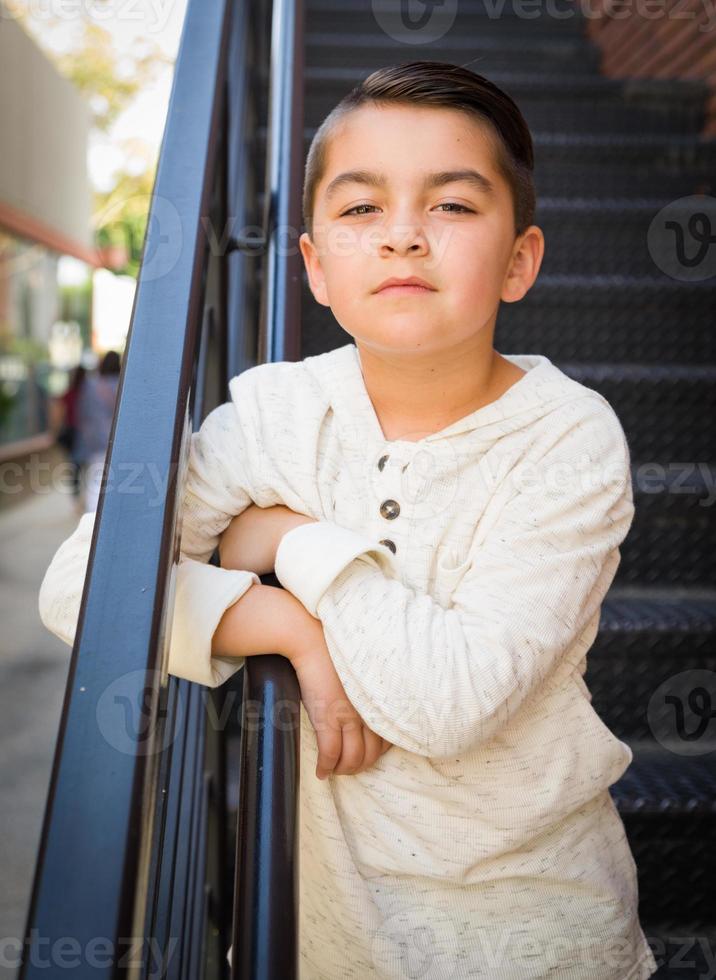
top-left (352, 726), bottom-right (380, 772)
top-left (331, 724), bottom-right (367, 776)
top-left (315, 725), bottom-right (343, 780)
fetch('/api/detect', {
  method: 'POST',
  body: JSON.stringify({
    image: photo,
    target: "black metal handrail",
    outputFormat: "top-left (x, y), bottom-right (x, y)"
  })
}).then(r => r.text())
top-left (21, 0), bottom-right (303, 976)
top-left (230, 2), bottom-right (304, 976)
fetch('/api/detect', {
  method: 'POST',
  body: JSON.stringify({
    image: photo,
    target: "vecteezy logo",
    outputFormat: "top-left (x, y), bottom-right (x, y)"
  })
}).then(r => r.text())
top-left (372, 0), bottom-right (458, 44)
top-left (400, 0), bottom-right (444, 29)
top-left (647, 194), bottom-right (716, 282)
top-left (371, 905), bottom-right (459, 978)
top-left (647, 669), bottom-right (716, 756)
top-left (96, 668), bottom-right (183, 756)
top-left (94, 192), bottom-right (183, 284)
top-left (666, 212), bottom-right (716, 268)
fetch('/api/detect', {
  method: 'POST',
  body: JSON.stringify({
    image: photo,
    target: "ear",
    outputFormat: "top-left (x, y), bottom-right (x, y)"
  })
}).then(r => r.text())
top-left (501, 225), bottom-right (545, 304)
top-left (299, 232), bottom-right (330, 307)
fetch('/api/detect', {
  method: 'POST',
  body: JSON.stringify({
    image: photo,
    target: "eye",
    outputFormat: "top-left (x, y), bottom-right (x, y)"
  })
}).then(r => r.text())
top-left (340, 204), bottom-right (379, 216)
top-left (435, 203), bottom-right (474, 213)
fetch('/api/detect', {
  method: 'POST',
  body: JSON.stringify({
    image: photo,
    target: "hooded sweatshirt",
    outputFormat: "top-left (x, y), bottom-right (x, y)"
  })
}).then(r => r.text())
top-left (38, 342), bottom-right (658, 979)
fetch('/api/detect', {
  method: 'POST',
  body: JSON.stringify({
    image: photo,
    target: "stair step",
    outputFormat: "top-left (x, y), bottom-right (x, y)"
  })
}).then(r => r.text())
top-left (612, 742), bottom-right (716, 923)
top-left (305, 31), bottom-right (601, 74)
top-left (639, 927), bottom-right (716, 979)
top-left (495, 275), bottom-right (716, 365)
top-left (555, 362), bottom-right (716, 463)
top-left (301, 69), bottom-right (710, 134)
top-left (537, 168), bottom-right (711, 201)
top-left (619, 465), bottom-right (716, 588)
top-left (305, 0), bottom-right (590, 35)
top-left (532, 133), bottom-right (716, 198)
top-left (535, 197), bottom-right (716, 277)
top-left (601, 588), bottom-right (716, 628)
top-left (615, 742), bottom-right (716, 815)
top-left (587, 591), bottom-right (716, 738)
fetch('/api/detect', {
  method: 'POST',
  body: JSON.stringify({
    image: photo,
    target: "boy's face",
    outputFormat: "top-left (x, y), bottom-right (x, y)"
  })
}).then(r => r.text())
top-left (299, 103), bottom-right (543, 358)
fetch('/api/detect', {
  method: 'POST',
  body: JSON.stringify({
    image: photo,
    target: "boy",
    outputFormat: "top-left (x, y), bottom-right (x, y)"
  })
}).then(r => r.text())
top-left (39, 63), bottom-right (658, 978)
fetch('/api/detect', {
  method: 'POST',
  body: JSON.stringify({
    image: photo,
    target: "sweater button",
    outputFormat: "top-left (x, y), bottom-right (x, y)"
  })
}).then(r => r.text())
top-left (377, 454), bottom-right (389, 471)
top-left (380, 499), bottom-right (400, 520)
top-left (379, 539), bottom-right (397, 554)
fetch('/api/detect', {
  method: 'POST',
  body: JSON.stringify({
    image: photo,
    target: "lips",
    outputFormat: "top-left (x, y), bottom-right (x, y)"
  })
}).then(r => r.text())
top-left (374, 276), bottom-right (436, 293)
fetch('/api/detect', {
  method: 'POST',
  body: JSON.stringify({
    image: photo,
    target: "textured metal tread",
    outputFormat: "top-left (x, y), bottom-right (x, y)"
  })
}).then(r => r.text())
top-left (537, 196), bottom-right (705, 211)
top-left (515, 273), bottom-right (716, 292)
top-left (305, 0), bottom-right (587, 17)
top-left (631, 460), bottom-right (716, 496)
top-left (305, 31), bottom-right (596, 55)
top-left (556, 361), bottom-right (716, 383)
top-left (533, 133), bottom-right (716, 149)
top-left (641, 921), bottom-right (716, 939)
top-left (612, 743), bottom-right (716, 815)
top-left (600, 592), bottom-right (716, 635)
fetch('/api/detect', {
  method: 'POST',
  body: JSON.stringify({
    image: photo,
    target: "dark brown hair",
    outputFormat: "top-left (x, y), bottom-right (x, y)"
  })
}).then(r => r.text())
top-left (302, 61), bottom-right (536, 240)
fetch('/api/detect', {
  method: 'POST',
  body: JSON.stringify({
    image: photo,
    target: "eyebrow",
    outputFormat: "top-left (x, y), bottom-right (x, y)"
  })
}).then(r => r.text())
top-left (323, 168), bottom-right (497, 202)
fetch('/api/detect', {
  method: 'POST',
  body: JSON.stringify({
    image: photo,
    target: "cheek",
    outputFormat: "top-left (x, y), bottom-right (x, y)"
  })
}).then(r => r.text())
top-left (322, 224), bottom-right (370, 265)
top-left (442, 230), bottom-right (510, 292)
top-left (321, 240), bottom-right (369, 305)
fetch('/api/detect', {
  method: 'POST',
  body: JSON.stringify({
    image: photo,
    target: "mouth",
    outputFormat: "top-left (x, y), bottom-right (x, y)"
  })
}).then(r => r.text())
top-left (373, 275), bottom-right (437, 295)
top-left (374, 283), bottom-right (436, 296)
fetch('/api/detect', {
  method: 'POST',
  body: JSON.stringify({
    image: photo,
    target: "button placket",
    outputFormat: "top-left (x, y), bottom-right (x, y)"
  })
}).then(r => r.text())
top-left (374, 449), bottom-right (410, 556)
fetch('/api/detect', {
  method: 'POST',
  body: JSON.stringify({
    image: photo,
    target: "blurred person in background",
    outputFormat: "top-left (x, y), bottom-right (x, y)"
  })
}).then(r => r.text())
top-left (74, 350), bottom-right (121, 513)
top-left (54, 364), bottom-right (87, 510)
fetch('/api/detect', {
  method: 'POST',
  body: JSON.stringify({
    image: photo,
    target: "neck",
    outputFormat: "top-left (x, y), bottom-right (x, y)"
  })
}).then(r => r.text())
top-left (355, 333), bottom-right (526, 443)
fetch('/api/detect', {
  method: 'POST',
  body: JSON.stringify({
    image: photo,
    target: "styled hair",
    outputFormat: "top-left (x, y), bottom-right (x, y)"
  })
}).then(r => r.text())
top-left (302, 61), bottom-right (535, 240)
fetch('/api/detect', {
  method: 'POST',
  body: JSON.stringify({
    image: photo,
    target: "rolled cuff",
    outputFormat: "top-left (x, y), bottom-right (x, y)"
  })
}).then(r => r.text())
top-left (273, 520), bottom-right (395, 617)
top-left (170, 558), bottom-right (260, 687)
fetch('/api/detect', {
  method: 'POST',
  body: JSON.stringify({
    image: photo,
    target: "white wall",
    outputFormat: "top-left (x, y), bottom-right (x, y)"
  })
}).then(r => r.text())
top-left (0, 11), bottom-right (92, 248)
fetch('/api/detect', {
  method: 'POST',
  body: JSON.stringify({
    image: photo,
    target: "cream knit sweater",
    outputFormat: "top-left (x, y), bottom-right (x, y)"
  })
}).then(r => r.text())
top-left (39, 343), bottom-right (658, 979)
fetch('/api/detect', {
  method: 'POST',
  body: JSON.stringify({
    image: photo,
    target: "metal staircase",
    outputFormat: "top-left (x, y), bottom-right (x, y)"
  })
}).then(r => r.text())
top-left (295, 2), bottom-right (716, 976)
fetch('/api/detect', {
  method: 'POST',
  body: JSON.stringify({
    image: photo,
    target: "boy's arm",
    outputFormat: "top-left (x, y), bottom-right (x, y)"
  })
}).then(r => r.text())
top-left (274, 401), bottom-right (635, 760)
top-left (38, 371), bottom-right (269, 688)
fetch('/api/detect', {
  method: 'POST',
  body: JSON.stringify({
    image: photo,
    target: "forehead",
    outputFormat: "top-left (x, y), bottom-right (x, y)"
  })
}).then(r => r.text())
top-left (318, 103), bottom-right (504, 196)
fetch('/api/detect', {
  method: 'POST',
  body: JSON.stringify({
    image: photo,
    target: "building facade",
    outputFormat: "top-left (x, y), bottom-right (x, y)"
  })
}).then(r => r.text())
top-left (0, 9), bottom-right (99, 462)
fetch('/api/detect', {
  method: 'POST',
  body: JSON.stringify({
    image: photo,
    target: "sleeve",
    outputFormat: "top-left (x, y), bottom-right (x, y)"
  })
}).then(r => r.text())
top-left (38, 374), bottom-right (265, 688)
top-left (273, 406), bottom-right (635, 758)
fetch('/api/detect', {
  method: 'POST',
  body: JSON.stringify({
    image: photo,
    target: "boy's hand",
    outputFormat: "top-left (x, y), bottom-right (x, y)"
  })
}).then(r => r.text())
top-left (220, 504), bottom-right (393, 776)
top-left (219, 503), bottom-right (315, 576)
top-left (288, 616), bottom-right (393, 779)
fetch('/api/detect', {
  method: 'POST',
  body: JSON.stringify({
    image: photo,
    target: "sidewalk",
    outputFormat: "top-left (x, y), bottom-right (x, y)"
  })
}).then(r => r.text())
top-left (0, 486), bottom-right (81, 979)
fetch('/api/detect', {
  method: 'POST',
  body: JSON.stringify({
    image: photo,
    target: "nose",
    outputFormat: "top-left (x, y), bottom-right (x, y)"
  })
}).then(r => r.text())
top-left (378, 215), bottom-right (429, 257)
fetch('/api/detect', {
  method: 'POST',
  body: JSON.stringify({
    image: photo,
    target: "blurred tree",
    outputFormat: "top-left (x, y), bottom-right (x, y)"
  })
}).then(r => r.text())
top-left (58, 20), bottom-right (172, 133)
top-left (10, 7), bottom-right (171, 131)
top-left (93, 143), bottom-right (158, 278)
